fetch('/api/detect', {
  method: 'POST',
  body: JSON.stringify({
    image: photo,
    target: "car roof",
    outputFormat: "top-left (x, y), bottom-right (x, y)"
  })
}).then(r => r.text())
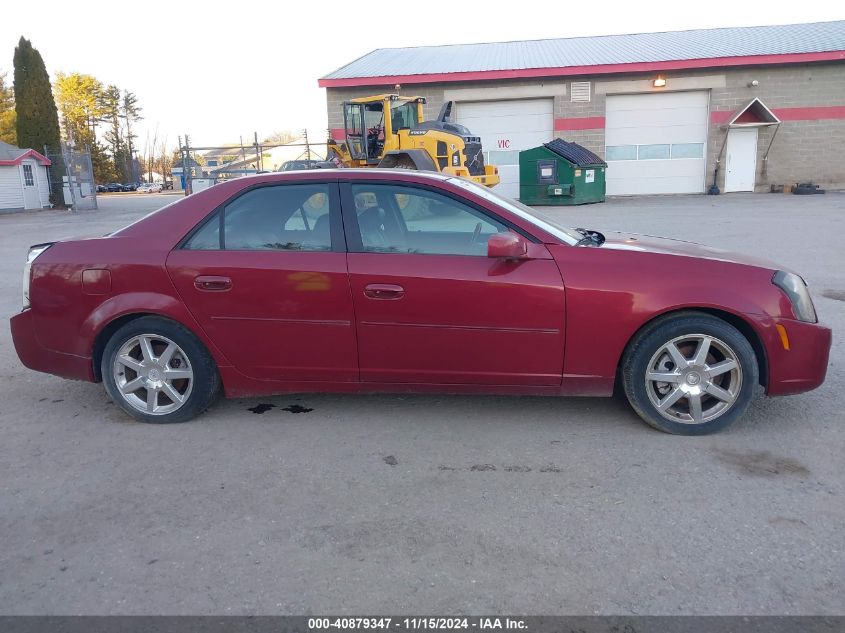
top-left (230, 168), bottom-right (456, 184)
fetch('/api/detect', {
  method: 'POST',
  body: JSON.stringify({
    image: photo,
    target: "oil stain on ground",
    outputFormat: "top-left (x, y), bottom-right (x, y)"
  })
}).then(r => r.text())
top-left (283, 404), bottom-right (313, 414)
top-left (248, 403), bottom-right (275, 414)
top-left (383, 455), bottom-right (398, 466)
top-left (711, 447), bottom-right (810, 477)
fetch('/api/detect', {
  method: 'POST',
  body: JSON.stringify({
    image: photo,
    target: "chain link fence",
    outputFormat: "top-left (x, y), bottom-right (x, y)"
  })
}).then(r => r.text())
top-left (43, 144), bottom-right (98, 211)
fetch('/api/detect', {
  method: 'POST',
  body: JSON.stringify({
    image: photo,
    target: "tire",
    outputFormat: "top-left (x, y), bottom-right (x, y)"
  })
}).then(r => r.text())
top-left (101, 316), bottom-right (221, 424)
top-left (622, 312), bottom-right (759, 435)
top-left (393, 157), bottom-right (416, 170)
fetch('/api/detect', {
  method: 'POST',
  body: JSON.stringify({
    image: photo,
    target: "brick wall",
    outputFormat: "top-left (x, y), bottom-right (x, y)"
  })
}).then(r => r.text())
top-left (325, 62), bottom-right (845, 192)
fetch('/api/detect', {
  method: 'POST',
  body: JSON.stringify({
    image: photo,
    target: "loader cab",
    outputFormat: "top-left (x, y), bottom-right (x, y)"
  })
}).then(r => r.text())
top-left (343, 95), bottom-right (425, 163)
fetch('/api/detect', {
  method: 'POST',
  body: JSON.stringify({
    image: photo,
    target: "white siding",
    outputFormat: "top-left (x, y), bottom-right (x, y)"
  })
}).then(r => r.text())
top-left (0, 165), bottom-right (24, 210)
top-left (37, 165), bottom-right (50, 206)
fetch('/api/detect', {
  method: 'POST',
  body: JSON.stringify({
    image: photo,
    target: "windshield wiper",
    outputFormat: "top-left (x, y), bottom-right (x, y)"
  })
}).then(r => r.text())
top-left (574, 228), bottom-right (605, 247)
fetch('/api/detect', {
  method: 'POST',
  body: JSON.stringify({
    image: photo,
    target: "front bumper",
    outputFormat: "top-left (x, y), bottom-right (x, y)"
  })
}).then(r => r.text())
top-left (765, 317), bottom-right (832, 396)
top-left (10, 309), bottom-right (95, 382)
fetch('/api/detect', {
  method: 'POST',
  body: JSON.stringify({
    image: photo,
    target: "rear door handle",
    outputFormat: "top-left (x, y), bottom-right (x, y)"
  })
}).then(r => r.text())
top-left (194, 275), bottom-right (233, 292)
top-left (364, 283), bottom-right (405, 300)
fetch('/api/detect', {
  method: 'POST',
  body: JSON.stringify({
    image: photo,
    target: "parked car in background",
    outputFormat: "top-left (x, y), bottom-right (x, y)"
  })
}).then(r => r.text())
top-left (104, 182), bottom-right (123, 192)
top-left (138, 183), bottom-right (164, 193)
top-left (10, 170), bottom-right (831, 434)
top-left (121, 183), bottom-right (139, 192)
top-left (96, 184), bottom-right (107, 193)
top-left (278, 159), bottom-right (331, 171)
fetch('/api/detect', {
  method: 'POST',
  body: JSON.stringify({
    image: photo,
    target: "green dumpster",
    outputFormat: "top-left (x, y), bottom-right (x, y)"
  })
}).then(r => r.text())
top-left (519, 138), bottom-right (607, 205)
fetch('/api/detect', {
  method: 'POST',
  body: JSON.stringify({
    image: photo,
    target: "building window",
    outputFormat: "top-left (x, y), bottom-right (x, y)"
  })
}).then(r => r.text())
top-left (606, 144), bottom-right (704, 161)
top-left (605, 145), bottom-right (637, 161)
top-left (23, 164), bottom-right (34, 186)
top-left (637, 144), bottom-right (671, 160)
top-left (671, 143), bottom-right (704, 159)
top-left (570, 82), bottom-right (591, 102)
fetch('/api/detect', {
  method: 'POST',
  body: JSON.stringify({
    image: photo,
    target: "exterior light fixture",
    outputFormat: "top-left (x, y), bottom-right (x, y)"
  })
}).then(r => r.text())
top-left (653, 77), bottom-right (667, 88)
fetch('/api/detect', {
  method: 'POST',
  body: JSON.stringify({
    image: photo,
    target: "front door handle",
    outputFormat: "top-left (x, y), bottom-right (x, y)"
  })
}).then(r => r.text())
top-left (364, 283), bottom-right (405, 300)
top-left (194, 275), bottom-right (233, 292)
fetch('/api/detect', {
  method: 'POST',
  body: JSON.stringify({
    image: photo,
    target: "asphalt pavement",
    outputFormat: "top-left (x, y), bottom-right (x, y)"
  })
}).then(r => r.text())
top-left (0, 191), bottom-right (842, 615)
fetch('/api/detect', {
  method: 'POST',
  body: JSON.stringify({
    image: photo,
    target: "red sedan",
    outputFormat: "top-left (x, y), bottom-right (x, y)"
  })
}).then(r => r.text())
top-left (10, 170), bottom-right (831, 434)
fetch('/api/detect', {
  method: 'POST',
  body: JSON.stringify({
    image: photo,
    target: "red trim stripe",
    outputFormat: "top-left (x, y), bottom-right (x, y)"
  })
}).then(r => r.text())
top-left (711, 105), bottom-right (845, 124)
top-left (319, 51), bottom-right (845, 88)
top-left (330, 128), bottom-right (346, 141)
top-left (0, 148), bottom-right (51, 166)
top-left (555, 116), bottom-right (605, 131)
top-left (775, 105), bottom-right (845, 120)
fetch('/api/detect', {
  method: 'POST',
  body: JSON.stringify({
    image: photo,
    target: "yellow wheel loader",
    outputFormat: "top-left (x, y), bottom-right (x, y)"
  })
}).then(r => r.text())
top-left (326, 94), bottom-right (500, 187)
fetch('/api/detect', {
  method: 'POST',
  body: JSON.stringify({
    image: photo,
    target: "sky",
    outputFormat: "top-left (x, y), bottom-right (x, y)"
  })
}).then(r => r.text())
top-left (0, 0), bottom-right (842, 154)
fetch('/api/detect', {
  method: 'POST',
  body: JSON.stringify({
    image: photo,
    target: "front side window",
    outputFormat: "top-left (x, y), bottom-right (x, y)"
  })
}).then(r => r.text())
top-left (350, 183), bottom-right (508, 256)
top-left (183, 184), bottom-right (332, 251)
top-left (391, 102), bottom-right (419, 131)
top-left (22, 164), bottom-right (34, 186)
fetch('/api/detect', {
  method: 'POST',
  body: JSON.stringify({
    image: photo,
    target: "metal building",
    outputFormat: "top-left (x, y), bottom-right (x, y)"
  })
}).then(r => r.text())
top-left (320, 21), bottom-right (845, 199)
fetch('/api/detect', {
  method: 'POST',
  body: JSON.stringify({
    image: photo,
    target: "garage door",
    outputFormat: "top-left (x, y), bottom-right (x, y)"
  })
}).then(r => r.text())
top-left (456, 99), bottom-right (553, 200)
top-left (605, 92), bottom-right (709, 195)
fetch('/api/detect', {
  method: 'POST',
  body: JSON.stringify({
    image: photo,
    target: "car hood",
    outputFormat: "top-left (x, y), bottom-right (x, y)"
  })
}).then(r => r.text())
top-left (598, 231), bottom-right (785, 272)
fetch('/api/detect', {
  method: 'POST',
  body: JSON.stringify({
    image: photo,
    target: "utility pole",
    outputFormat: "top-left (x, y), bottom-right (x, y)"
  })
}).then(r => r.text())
top-left (62, 142), bottom-right (78, 213)
top-left (179, 135), bottom-right (190, 196)
top-left (303, 128), bottom-right (311, 161)
top-left (253, 131), bottom-right (261, 172)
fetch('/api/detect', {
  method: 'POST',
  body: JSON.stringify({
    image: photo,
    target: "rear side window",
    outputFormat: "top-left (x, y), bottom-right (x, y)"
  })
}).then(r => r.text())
top-left (183, 184), bottom-right (332, 251)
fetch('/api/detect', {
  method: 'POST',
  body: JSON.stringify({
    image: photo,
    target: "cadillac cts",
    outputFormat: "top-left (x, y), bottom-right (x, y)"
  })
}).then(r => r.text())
top-left (11, 170), bottom-right (831, 434)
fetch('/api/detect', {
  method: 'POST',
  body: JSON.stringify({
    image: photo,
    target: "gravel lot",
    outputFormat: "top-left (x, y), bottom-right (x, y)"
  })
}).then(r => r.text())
top-left (0, 191), bottom-right (842, 615)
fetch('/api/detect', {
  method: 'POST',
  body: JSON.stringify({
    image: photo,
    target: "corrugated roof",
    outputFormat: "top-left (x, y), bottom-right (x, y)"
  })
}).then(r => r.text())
top-left (0, 140), bottom-right (27, 161)
top-left (544, 139), bottom-right (606, 166)
top-left (321, 21), bottom-right (845, 82)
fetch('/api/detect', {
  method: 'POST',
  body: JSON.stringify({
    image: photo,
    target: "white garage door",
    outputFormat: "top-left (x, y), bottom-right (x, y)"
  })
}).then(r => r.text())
top-left (456, 99), bottom-right (553, 200)
top-left (605, 92), bottom-right (709, 195)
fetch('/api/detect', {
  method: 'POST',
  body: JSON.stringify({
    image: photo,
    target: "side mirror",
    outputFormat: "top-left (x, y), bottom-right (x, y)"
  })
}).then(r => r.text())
top-left (488, 232), bottom-right (528, 259)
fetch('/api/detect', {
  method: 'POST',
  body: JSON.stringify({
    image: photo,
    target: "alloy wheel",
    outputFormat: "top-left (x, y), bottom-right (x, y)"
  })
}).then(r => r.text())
top-left (112, 334), bottom-right (194, 416)
top-left (644, 334), bottom-right (742, 425)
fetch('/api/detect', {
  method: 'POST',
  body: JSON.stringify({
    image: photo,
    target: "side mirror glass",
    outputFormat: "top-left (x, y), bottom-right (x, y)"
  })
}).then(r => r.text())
top-left (488, 232), bottom-right (528, 259)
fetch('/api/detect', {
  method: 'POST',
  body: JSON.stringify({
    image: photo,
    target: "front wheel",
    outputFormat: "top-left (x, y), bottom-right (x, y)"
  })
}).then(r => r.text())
top-left (101, 316), bottom-right (221, 423)
top-left (622, 313), bottom-right (759, 435)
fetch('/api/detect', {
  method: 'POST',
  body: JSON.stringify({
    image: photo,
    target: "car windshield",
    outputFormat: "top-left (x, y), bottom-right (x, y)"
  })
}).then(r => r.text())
top-left (444, 178), bottom-right (582, 245)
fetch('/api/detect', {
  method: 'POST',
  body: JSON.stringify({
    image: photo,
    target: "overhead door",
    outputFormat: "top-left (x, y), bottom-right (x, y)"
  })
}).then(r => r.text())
top-left (605, 92), bottom-right (709, 195)
top-left (456, 99), bottom-right (554, 200)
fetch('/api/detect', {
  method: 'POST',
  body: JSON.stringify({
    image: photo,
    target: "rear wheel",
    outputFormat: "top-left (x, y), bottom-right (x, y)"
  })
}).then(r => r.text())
top-left (101, 316), bottom-right (220, 423)
top-left (622, 313), bottom-right (758, 435)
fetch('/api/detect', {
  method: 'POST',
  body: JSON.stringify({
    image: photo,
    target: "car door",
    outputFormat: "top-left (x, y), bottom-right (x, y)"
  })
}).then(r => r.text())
top-left (166, 181), bottom-right (358, 382)
top-left (341, 180), bottom-right (566, 386)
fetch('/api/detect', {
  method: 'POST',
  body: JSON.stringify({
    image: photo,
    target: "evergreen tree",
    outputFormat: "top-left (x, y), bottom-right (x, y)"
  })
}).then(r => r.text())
top-left (101, 84), bottom-right (125, 180)
top-left (0, 71), bottom-right (16, 145)
top-left (13, 37), bottom-right (63, 204)
top-left (120, 90), bottom-right (142, 181)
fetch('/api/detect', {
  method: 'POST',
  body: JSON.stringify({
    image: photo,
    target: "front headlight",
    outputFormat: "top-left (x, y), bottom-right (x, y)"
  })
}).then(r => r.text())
top-left (772, 270), bottom-right (817, 323)
top-left (22, 243), bottom-right (53, 310)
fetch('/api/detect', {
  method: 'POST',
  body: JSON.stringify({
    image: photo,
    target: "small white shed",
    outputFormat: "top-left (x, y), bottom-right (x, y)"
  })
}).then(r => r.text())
top-left (0, 141), bottom-right (51, 212)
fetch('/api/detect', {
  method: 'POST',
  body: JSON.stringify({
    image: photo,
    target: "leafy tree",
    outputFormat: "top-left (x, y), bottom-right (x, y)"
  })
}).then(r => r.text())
top-left (54, 72), bottom-right (105, 146)
top-left (54, 73), bottom-right (122, 183)
top-left (264, 130), bottom-right (297, 145)
top-left (0, 71), bottom-right (16, 145)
